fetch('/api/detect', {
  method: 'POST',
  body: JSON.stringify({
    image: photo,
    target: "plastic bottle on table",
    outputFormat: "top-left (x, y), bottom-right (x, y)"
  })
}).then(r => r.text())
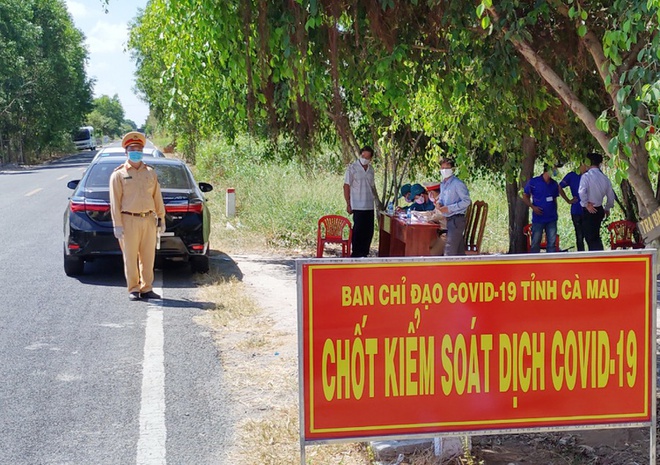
top-left (406, 208), bottom-right (412, 223)
top-left (387, 201), bottom-right (394, 214)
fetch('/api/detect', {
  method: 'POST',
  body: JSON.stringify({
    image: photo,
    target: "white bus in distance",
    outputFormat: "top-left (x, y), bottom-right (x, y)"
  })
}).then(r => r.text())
top-left (74, 126), bottom-right (95, 151)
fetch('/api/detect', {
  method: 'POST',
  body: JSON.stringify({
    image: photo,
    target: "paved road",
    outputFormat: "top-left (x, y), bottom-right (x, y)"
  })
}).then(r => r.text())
top-left (0, 152), bottom-right (230, 464)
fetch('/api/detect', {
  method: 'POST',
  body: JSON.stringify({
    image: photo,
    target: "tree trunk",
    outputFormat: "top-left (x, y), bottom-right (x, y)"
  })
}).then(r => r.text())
top-left (618, 179), bottom-right (640, 222)
top-left (486, 5), bottom-right (660, 222)
top-left (626, 142), bottom-right (658, 217)
top-left (507, 135), bottom-right (536, 254)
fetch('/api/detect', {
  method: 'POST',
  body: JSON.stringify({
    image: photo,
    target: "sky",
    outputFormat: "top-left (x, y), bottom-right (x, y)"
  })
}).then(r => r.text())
top-left (65, 0), bottom-right (149, 126)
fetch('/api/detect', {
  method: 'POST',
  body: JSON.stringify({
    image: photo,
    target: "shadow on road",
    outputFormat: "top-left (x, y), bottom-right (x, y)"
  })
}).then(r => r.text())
top-left (159, 298), bottom-right (216, 310)
top-left (208, 251), bottom-right (244, 281)
top-left (1, 152), bottom-right (96, 175)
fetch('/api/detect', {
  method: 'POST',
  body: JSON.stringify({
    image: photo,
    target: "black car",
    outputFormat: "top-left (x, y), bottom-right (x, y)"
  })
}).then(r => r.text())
top-left (64, 156), bottom-right (213, 275)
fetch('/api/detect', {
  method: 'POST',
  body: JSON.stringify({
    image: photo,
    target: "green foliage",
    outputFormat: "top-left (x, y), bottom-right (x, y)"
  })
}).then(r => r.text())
top-left (129, 0), bottom-right (660, 226)
top-left (128, 0), bottom-right (586, 215)
top-left (0, 0), bottom-right (93, 162)
top-left (192, 136), bottom-right (621, 255)
top-left (85, 94), bottom-right (141, 139)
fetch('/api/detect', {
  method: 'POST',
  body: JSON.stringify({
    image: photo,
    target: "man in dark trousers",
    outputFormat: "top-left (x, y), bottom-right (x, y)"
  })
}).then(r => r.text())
top-left (343, 146), bottom-right (376, 257)
top-left (559, 162), bottom-right (588, 251)
top-left (578, 152), bottom-right (615, 250)
top-left (436, 158), bottom-right (471, 255)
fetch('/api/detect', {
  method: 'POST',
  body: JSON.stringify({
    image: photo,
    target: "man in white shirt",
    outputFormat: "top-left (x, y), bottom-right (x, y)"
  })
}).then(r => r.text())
top-left (343, 146), bottom-right (376, 257)
top-left (578, 152), bottom-right (616, 250)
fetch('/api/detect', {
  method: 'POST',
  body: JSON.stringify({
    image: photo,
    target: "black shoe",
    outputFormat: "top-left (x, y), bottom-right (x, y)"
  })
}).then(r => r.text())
top-left (129, 292), bottom-right (141, 301)
top-left (140, 290), bottom-right (161, 300)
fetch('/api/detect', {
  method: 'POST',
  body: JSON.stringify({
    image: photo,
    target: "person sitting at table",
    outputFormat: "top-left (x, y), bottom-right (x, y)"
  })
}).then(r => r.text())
top-left (408, 183), bottom-right (435, 211)
top-left (424, 181), bottom-right (441, 205)
top-left (396, 183), bottom-right (413, 211)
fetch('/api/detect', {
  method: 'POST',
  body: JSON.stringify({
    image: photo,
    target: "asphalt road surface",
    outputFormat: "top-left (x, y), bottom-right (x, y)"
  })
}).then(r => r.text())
top-left (0, 151), bottom-right (230, 464)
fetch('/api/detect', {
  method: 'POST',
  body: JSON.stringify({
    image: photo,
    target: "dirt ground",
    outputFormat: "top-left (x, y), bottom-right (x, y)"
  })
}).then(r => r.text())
top-left (215, 252), bottom-right (657, 464)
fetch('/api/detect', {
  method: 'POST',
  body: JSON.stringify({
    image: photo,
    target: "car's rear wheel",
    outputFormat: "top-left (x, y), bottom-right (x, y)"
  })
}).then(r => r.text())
top-left (190, 254), bottom-right (209, 273)
top-left (64, 254), bottom-right (84, 276)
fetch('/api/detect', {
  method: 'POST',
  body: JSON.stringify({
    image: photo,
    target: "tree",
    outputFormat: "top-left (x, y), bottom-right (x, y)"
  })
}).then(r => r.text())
top-left (87, 94), bottom-right (125, 138)
top-left (0, 0), bottom-right (93, 162)
top-left (475, 0), bottom-right (660, 218)
top-left (127, 1), bottom-right (660, 250)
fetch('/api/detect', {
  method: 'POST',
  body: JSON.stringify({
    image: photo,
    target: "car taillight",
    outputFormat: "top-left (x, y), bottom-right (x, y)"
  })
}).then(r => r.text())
top-left (165, 205), bottom-right (189, 213)
top-left (69, 200), bottom-right (110, 213)
top-left (190, 244), bottom-right (205, 251)
top-left (189, 201), bottom-right (203, 213)
top-left (85, 204), bottom-right (110, 212)
top-left (70, 200), bottom-right (86, 212)
top-left (165, 202), bottom-right (203, 213)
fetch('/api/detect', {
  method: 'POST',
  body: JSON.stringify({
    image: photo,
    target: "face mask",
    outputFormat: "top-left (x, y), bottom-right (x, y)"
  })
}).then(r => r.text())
top-left (359, 157), bottom-right (371, 166)
top-left (440, 168), bottom-right (453, 179)
top-left (415, 197), bottom-right (424, 204)
top-left (128, 151), bottom-right (143, 162)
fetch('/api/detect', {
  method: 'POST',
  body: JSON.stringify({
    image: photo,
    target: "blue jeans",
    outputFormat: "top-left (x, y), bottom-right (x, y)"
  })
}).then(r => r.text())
top-left (531, 221), bottom-right (557, 253)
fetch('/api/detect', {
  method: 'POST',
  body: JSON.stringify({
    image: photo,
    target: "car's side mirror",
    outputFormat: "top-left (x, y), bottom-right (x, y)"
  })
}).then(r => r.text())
top-left (67, 180), bottom-right (80, 190)
top-left (199, 182), bottom-right (213, 193)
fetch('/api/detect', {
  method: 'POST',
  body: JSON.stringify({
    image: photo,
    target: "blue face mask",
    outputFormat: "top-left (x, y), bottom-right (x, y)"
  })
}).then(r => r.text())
top-left (128, 151), bottom-right (143, 162)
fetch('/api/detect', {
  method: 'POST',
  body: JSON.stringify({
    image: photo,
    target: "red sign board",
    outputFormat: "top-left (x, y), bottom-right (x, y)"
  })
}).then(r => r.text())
top-left (299, 253), bottom-right (654, 442)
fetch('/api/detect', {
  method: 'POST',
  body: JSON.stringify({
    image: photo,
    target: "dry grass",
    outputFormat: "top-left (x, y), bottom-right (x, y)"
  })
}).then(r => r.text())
top-left (194, 273), bottom-right (370, 465)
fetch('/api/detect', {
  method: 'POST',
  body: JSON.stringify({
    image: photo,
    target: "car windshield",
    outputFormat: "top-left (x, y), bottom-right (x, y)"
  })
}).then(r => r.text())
top-left (74, 129), bottom-right (91, 141)
top-left (84, 162), bottom-right (192, 189)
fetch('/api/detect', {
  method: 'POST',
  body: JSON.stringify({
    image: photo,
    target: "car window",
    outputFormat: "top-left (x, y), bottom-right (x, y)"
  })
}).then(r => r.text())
top-left (85, 162), bottom-right (122, 188)
top-left (83, 162), bottom-right (192, 190)
top-left (152, 165), bottom-right (191, 189)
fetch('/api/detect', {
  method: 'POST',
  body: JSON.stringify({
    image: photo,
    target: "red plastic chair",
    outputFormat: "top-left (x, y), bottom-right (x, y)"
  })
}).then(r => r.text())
top-left (523, 223), bottom-right (560, 252)
top-left (608, 220), bottom-right (645, 249)
top-left (316, 215), bottom-right (352, 257)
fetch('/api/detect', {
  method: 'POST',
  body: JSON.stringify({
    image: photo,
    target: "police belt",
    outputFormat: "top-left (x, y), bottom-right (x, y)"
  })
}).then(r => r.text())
top-left (121, 211), bottom-right (154, 218)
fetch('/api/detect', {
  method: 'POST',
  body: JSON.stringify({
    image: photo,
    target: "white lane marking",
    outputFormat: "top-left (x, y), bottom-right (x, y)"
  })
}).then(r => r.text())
top-left (136, 274), bottom-right (166, 465)
top-left (25, 188), bottom-right (43, 197)
top-left (57, 175), bottom-right (68, 180)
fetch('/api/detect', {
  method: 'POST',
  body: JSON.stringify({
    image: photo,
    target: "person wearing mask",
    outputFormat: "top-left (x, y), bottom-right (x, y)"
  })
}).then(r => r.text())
top-left (344, 146), bottom-right (377, 257)
top-left (424, 182), bottom-right (441, 205)
top-left (110, 132), bottom-right (166, 301)
top-left (396, 183), bottom-right (413, 211)
top-left (436, 159), bottom-right (471, 255)
top-left (522, 164), bottom-right (559, 253)
top-left (408, 183), bottom-right (435, 211)
top-left (559, 162), bottom-right (588, 251)
top-left (578, 152), bottom-right (616, 251)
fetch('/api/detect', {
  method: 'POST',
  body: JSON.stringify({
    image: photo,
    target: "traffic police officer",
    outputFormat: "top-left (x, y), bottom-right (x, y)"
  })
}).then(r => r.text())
top-left (109, 131), bottom-right (166, 301)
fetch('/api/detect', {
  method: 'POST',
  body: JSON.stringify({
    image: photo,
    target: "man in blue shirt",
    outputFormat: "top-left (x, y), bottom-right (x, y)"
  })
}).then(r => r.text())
top-left (559, 163), bottom-right (587, 251)
top-left (436, 159), bottom-right (471, 255)
top-left (523, 164), bottom-right (559, 253)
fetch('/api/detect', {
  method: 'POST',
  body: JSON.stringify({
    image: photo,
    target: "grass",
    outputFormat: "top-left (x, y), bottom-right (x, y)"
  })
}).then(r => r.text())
top-left (193, 135), bottom-right (348, 255)
top-left (184, 137), bottom-right (632, 464)
top-left (192, 135), bottom-right (619, 256)
top-left (193, 273), bottom-right (370, 465)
